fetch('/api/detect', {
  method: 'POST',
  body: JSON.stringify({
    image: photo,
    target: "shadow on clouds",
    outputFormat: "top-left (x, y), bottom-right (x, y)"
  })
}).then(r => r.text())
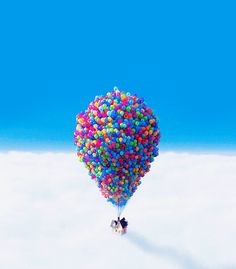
top-left (126, 231), bottom-right (235, 269)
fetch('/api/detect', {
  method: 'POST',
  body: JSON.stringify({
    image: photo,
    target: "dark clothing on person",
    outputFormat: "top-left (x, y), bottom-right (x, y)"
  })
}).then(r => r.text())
top-left (120, 217), bottom-right (128, 229)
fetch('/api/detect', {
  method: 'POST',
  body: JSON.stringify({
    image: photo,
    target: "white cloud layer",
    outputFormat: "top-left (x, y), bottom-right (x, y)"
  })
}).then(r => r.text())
top-left (0, 151), bottom-right (235, 269)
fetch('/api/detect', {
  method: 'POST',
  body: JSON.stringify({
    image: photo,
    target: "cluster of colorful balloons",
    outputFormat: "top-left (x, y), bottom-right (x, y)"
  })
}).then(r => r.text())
top-left (74, 88), bottom-right (160, 208)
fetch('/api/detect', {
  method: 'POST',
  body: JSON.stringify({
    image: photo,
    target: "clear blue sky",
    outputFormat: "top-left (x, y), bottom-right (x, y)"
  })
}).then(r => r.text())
top-left (0, 1), bottom-right (235, 151)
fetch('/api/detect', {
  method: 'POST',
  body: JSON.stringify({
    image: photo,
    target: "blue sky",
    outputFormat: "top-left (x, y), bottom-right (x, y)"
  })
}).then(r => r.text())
top-left (0, 1), bottom-right (235, 151)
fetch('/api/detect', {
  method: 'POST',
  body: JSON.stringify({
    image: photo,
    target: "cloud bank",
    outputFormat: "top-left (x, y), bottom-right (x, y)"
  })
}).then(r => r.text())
top-left (0, 151), bottom-right (235, 269)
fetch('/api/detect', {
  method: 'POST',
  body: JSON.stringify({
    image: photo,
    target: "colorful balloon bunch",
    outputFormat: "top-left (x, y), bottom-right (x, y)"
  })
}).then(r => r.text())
top-left (74, 88), bottom-right (160, 208)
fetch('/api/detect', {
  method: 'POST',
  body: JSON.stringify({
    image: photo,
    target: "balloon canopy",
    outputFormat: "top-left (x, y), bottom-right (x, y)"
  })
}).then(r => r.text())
top-left (74, 88), bottom-right (160, 210)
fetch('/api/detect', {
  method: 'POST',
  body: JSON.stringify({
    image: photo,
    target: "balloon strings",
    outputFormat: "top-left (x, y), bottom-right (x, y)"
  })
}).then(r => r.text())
top-left (117, 204), bottom-right (121, 218)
